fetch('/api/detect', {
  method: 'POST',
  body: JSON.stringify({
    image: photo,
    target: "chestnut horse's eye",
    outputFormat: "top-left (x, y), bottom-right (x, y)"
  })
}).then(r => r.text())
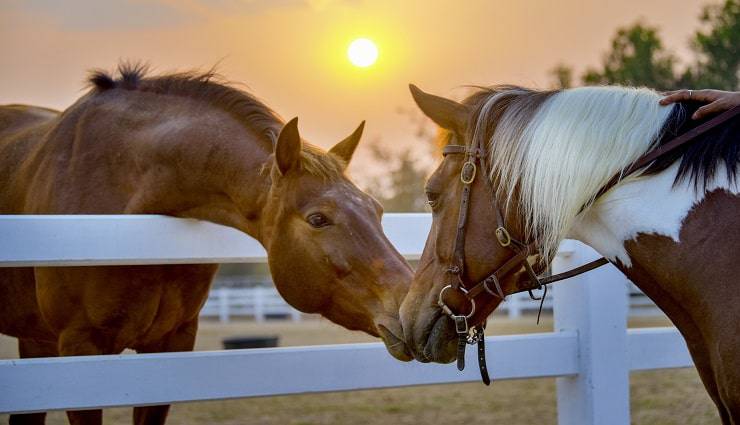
top-left (307, 212), bottom-right (331, 228)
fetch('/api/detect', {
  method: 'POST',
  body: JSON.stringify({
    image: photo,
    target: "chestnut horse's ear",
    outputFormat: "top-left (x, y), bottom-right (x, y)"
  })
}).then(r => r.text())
top-left (409, 84), bottom-right (469, 134)
top-left (329, 121), bottom-right (365, 167)
top-left (275, 117), bottom-right (302, 175)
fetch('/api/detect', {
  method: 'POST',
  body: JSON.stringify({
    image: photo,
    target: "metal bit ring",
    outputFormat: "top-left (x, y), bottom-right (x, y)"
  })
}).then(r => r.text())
top-left (437, 285), bottom-right (476, 319)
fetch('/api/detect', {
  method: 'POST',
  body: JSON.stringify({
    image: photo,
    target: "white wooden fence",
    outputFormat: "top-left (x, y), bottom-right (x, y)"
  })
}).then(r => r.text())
top-left (0, 214), bottom-right (693, 425)
top-left (200, 284), bottom-right (661, 322)
top-left (201, 287), bottom-right (302, 323)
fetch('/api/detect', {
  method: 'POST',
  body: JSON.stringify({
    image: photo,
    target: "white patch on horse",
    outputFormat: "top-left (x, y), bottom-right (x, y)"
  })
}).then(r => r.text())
top-left (480, 86), bottom-right (674, 262)
top-left (570, 163), bottom-right (740, 267)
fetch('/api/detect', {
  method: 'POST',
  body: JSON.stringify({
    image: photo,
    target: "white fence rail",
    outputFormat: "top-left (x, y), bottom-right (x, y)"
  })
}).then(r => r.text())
top-left (0, 214), bottom-right (692, 425)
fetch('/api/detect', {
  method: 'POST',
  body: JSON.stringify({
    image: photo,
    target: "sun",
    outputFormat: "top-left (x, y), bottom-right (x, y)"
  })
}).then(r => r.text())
top-left (347, 38), bottom-right (378, 68)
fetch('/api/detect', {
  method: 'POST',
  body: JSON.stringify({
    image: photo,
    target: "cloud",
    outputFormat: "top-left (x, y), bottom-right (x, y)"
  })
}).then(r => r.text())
top-left (189, 0), bottom-right (361, 15)
top-left (4, 0), bottom-right (195, 31)
top-left (2, 0), bottom-right (363, 32)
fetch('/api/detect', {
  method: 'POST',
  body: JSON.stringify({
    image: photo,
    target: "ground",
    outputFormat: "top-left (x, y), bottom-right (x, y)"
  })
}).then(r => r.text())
top-left (0, 315), bottom-right (720, 425)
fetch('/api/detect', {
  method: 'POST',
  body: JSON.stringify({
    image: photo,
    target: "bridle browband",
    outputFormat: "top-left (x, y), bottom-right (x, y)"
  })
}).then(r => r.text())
top-left (437, 104), bottom-right (740, 384)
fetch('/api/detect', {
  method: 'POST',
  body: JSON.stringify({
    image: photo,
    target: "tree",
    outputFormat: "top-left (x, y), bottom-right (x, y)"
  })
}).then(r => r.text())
top-left (549, 64), bottom-right (574, 89)
top-left (681, 0), bottom-right (740, 90)
top-left (582, 22), bottom-right (679, 90)
top-left (364, 144), bottom-right (431, 212)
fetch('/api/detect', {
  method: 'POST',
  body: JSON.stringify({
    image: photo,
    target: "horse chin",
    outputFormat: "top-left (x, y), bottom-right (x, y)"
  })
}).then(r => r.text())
top-left (422, 314), bottom-right (458, 364)
top-left (377, 324), bottom-right (414, 362)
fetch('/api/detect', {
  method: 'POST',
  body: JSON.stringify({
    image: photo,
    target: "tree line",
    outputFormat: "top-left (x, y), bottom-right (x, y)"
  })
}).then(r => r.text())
top-left (553, 0), bottom-right (738, 90)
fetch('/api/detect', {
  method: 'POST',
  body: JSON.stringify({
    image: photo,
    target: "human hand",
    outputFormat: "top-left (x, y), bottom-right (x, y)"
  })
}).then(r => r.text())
top-left (659, 89), bottom-right (740, 120)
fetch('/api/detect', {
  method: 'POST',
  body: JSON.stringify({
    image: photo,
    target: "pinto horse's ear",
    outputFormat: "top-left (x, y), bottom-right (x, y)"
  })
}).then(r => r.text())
top-left (409, 84), bottom-right (469, 134)
top-left (275, 117), bottom-right (302, 175)
top-left (329, 121), bottom-right (365, 167)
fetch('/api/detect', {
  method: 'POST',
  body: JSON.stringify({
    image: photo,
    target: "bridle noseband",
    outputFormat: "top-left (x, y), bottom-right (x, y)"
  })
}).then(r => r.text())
top-left (434, 104), bottom-right (740, 385)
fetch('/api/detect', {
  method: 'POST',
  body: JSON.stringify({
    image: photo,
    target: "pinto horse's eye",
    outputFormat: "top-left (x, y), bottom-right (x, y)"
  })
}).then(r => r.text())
top-left (307, 212), bottom-right (331, 228)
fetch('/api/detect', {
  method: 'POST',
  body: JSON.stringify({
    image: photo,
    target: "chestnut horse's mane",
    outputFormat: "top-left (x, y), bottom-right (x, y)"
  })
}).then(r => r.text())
top-left (88, 63), bottom-right (282, 144)
top-left (88, 62), bottom-right (345, 180)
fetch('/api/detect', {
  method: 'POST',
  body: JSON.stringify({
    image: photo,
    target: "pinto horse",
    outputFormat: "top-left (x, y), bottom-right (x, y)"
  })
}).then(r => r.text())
top-left (0, 64), bottom-right (413, 425)
top-left (400, 84), bottom-right (740, 423)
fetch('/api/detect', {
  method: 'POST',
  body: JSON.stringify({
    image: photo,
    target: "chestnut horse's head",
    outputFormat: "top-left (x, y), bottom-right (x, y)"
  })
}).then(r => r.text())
top-left (261, 118), bottom-right (413, 361)
top-left (399, 85), bottom-right (550, 363)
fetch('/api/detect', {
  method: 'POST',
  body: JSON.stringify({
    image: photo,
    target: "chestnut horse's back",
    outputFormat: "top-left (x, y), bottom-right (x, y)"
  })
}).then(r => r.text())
top-left (0, 104), bottom-right (58, 139)
top-left (0, 104), bottom-right (59, 213)
top-left (0, 105), bottom-right (61, 342)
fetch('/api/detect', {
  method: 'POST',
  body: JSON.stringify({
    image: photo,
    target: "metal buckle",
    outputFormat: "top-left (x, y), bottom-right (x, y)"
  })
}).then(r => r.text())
top-left (495, 226), bottom-right (511, 247)
top-left (437, 284), bottom-right (476, 319)
top-left (452, 315), bottom-right (468, 334)
top-left (460, 161), bottom-right (477, 184)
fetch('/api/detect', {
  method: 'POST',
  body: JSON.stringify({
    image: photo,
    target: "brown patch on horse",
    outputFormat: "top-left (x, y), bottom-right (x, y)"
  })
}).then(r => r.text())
top-left (620, 189), bottom-right (740, 422)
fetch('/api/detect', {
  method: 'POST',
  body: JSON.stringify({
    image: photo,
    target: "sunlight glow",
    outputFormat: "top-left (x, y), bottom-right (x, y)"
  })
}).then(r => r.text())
top-left (347, 38), bottom-right (378, 68)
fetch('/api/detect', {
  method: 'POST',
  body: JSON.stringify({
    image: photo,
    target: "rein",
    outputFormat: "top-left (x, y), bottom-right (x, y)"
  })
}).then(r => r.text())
top-left (439, 104), bottom-right (740, 385)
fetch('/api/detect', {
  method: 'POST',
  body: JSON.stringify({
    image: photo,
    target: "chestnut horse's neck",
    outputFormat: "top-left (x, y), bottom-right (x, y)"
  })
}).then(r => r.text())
top-left (2, 90), bottom-right (279, 243)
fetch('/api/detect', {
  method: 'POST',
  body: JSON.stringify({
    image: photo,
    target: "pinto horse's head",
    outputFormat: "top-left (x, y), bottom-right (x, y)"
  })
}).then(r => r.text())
top-left (260, 118), bottom-right (413, 361)
top-left (399, 85), bottom-right (546, 363)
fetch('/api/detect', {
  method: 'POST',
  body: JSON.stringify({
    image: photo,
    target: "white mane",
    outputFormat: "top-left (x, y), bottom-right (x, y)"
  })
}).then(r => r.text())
top-left (476, 86), bottom-right (675, 262)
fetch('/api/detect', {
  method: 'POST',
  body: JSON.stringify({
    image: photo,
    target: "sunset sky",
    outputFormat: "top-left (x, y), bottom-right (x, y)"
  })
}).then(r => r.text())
top-left (1, 0), bottom-right (708, 180)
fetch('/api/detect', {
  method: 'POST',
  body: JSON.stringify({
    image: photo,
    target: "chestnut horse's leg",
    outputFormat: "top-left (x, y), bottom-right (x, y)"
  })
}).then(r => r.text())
top-left (132, 319), bottom-right (199, 425)
top-left (8, 339), bottom-right (57, 425)
top-left (57, 328), bottom-right (111, 425)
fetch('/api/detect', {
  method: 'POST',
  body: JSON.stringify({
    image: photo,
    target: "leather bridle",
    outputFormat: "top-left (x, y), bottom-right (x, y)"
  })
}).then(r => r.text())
top-left (435, 104), bottom-right (740, 385)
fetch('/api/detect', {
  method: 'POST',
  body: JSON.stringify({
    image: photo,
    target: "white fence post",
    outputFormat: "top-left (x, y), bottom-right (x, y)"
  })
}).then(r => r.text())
top-left (552, 240), bottom-right (630, 425)
top-left (254, 286), bottom-right (265, 323)
top-left (507, 291), bottom-right (523, 319)
top-left (218, 288), bottom-right (230, 324)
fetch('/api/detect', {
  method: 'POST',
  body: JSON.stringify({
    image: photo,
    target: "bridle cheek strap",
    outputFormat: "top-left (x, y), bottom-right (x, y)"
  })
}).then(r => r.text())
top-left (440, 143), bottom-right (536, 385)
top-left (440, 141), bottom-right (597, 386)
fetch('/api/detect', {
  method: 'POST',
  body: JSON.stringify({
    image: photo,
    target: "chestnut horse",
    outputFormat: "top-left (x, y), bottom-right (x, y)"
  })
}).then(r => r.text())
top-left (0, 65), bottom-right (413, 425)
top-left (400, 84), bottom-right (740, 423)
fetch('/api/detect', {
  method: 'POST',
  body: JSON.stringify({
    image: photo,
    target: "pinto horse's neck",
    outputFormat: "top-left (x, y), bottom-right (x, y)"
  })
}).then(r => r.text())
top-left (570, 162), bottom-right (740, 421)
top-left (571, 162), bottom-right (740, 269)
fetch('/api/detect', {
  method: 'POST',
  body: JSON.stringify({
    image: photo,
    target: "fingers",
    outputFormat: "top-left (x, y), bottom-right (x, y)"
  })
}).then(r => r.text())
top-left (659, 89), bottom-right (718, 105)
top-left (692, 101), bottom-right (726, 120)
top-left (658, 89), bottom-right (739, 119)
top-left (659, 90), bottom-right (690, 105)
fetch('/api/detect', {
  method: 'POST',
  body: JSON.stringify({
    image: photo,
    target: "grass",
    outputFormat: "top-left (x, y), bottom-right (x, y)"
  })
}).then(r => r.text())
top-left (0, 315), bottom-right (720, 424)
